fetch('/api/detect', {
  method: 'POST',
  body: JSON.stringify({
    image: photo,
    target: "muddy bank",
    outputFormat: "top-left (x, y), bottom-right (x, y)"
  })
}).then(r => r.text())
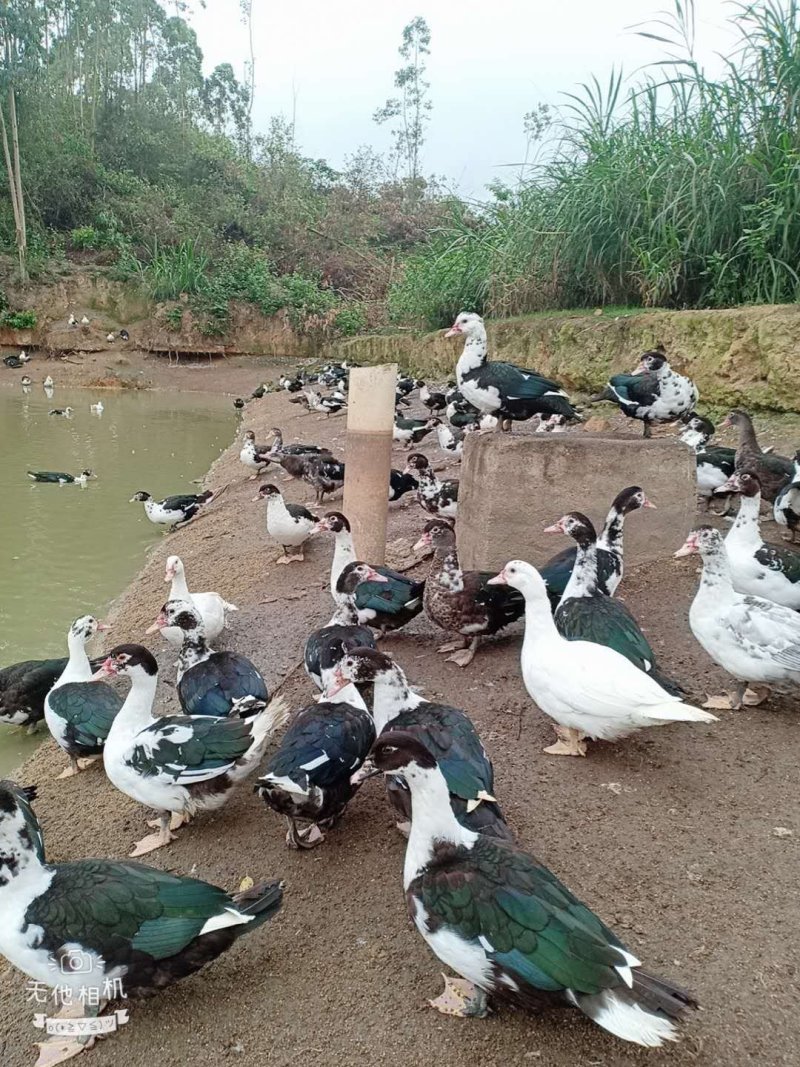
top-left (1, 393), bottom-right (799, 1067)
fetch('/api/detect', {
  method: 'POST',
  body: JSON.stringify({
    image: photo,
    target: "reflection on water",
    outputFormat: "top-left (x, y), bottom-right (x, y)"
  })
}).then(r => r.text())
top-left (0, 384), bottom-right (235, 773)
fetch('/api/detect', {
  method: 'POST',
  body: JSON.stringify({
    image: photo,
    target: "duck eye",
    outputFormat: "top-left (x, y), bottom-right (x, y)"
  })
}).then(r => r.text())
top-left (383, 745), bottom-right (397, 754)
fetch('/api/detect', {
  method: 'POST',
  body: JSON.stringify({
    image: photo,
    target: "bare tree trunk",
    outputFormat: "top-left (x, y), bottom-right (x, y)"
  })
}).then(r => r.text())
top-left (0, 90), bottom-right (27, 282)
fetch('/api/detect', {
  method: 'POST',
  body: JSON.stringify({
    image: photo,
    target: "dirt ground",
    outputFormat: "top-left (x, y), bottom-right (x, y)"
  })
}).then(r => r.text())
top-left (1, 357), bottom-right (799, 1067)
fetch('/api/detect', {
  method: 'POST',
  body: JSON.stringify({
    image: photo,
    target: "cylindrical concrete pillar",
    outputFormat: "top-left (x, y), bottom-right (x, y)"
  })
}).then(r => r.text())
top-left (343, 364), bottom-right (397, 564)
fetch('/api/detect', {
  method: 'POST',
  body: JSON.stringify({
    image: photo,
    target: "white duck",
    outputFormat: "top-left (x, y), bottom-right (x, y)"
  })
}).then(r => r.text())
top-left (253, 483), bottom-right (317, 563)
top-left (43, 375), bottom-right (54, 389)
top-left (676, 525), bottom-right (800, 709)
top-left (718, 471), bottom-right (800, 610)
top-left (487, 561), bottom-right (716, 755)
top-left (157, 555), bottom-right (237, 647)
top-left (90, 400), bottom-right (104, 415)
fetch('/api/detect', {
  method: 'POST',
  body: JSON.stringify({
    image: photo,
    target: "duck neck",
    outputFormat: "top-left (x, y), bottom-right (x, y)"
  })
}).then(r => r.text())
top-left (177, 632), bottom-right (211, 677)
top-left (327, 601), bottom-right (360, 625)
top-left (697, 546), bottom-right (737, 601)
top-left (372, 670), bottom-right (425, 733)
top-left (598, 504), bottom-right (624, 554)
top-left (0, 825), bottom-right (43, 889)
top-left (561, 540), bottom-right (598, 600)
top-left (456, 331), bottom-right (487, 376)
top-left (520, 586), bottom-right (560, 644)
top-left (169, 569), bottom-right (191, 601)
top-left (736, 418), bottom-right (760, 452)
top-left (58, 634), bottom-right (91, 688)
top-left (418, 467), bottom-right (440, 493)
top-left (404, 766), bottom-right (475, 887)
top-left (727, 492), bottom-right (762, 547)
top-left (431, 547), bottom-right (462, 591)
top-left (106, 670), bottom-right (158, 747)
top-left (331, 530), bottom-right (357, 594)
top-left (267, 494), bottom-right (291, 522)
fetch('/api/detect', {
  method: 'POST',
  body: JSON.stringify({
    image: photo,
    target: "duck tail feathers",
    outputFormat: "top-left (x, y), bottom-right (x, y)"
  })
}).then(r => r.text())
top-left (573, 969), bottom-right (697, 1047)
top-left (252, 694), bottom-right (290, 739)
top-left (647, 666), bottom-right (686, 699)
top-left (231, 879), bottom-right (284, 929)
top-left (223, 601), bottom-right (238, 613)
top-left (642, 700), bottom-right (717, 723)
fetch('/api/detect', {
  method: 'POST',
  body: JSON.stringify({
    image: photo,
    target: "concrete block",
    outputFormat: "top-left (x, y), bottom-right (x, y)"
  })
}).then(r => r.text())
top-left (456, 431), bottom-right (696, 572)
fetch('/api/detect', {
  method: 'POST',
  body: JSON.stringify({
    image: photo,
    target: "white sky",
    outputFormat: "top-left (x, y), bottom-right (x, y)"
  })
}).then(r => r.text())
top-left (188, 0), bottom-right (738, 197)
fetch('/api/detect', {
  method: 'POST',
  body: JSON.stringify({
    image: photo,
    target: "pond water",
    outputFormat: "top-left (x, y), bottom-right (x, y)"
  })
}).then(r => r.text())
top-left (0, 383), bottom-right (236, 774)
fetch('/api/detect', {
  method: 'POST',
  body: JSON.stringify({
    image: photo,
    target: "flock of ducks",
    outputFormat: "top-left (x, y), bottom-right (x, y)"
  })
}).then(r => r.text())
top-left (1, 310), bottom-right (799, 1061)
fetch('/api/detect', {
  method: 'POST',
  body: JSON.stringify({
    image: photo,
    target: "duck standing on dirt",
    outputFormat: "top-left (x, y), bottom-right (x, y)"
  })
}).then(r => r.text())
top-left (773, 451), bottom-right (800, 543)
top-left (388, 468), bottom-right (419, 503)
top-left (3, 351), bottom-right (29, 368)
top-left (413, 518), bottom-right (524, 666)
top-left (0, 780), bottom-right (283, 1060)
top-left (268, 427), bottom-right (327, 457)
top-left (240, 429), bottom-right (274, 479)
top-left (158, 556), bottom-right (237, 645)
top-left (403, 452), bottom-right (459, 518)
top-left (545, 512), bottom-right (684, 694)
top-left (721, 409), bottom-right (793, 502)
top-left (539, 486), bottom-right (655, 605)
top-left (303, 454), bottom-right (345, 504)
top-left (97, 644), bottom-right (288, 855)
top-left (27, 469), bottom-right (95, 487)
top-left (446, 311), bottom-right (579, 430)
top-left (419, 382), bottom-right (447, 415)
top-left (327, 648), bottom-right (510, 839)
top-left (488, 561), bottom-right (715, 756)
top-left (676, 525), bottom-right (800, 709)
top-left (44, 615), bottom-right (123, 778)
top-left (427, 417), bottom-right (467, 458)
top-left (715, 471), bottom-right (800, 610)
top-left (130, 488), bottom-right (218, 531)
top-left (393, 416), bottom-right (434, 449)
top-left (253, 482), bottom-right (317, 562)
top-left (370, 731), bottom-right (698, 1044)
top-left (592, 348), bottom-right (698, 437)
top-left (303, 562), bottom-right (382, 691)
top-left (679, 413), bottom-right (737, 513)
top-left (314, 512), bottom-right (426, 635)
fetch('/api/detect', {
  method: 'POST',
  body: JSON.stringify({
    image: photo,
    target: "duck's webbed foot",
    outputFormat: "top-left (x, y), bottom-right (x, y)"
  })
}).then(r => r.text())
top-left (429, 975), bottom-right (489, 1018)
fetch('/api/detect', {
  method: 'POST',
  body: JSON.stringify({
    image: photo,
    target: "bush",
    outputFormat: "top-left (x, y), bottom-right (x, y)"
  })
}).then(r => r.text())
top-left (164, 305), bottom-right (184, 330)
top-left (2, 310), bottom-right (37, 329)
top-left (334, 304), bottom-right (367, 336)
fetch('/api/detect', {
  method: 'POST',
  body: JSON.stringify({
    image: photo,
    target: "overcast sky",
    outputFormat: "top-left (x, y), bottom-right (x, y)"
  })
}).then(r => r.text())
top-left (189, 0), bottom-right (737, 197)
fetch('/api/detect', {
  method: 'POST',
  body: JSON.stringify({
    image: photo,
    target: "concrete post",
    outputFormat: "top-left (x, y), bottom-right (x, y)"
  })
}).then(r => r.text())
top-left (343, 364), bottom-right (397, 564)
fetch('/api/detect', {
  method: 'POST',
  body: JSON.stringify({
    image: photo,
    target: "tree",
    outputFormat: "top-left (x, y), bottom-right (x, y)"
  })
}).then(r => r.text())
top-left (373, 16), bottom-right (432, 185)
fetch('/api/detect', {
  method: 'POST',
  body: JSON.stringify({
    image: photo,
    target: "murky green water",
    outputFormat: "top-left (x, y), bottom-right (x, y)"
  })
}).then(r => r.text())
top-left (0, 384), bottom-right (235, 774)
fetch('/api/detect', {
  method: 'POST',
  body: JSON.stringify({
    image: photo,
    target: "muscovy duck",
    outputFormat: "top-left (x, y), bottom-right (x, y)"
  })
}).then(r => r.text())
top-left (44, 616), bottom-right (122, 778)
top-left (97, 644), bottom-right (287, 854)
top-left (488, 562), bottom-right (715, 756)
top-left (250, 382), bottom-right (269, 399)
top-left (539, 486), bottom-right (654, 604)
top-left (156, 555), bottom-right (237, 647)
top-left (419, 382), bottom-right (447, 414)
top-left (4, 351), bottom-right (30, 368)
top-left (446, 311), bottom-right (579, 429)
top-left (268, 427), bottom-right (327, 457)
top-left (393, 416), bottom-right (434, 448)
top-left (303, 389), bottom-right (346, 417)
top-left (327, 648), bottom-right (510, 840)
top-left (27, 469), bottom-right (94, 486)
top-left (721, 409), bottom-right (792, 502)
top-left (90, 400), bottom-right (104, 414)
top-left (314, 512), bottom-right (425, 634)
top-left (130, 489), bottom-right (217, 531)
top-left (255, 685), bottom-right (375, 849)
top-left (774, 451), bottom-right (800, 543)
top-left (592, 349), bottom-right (698, 437)
top-left (253, 483), bottom-right (317, 562)
top-left (43, 375), bottom-right (54, 389)
top-left (240, 430), bottom-right (274, 479)
top-left (413, 518), bottom-right (524, 666)
top-left (679, 413), bottom-right (736, 513)
top-left (279, 373), bottom-right (304, 392)
top-left (715, 471), bottom-right (800, 610)
top-left (427, 417), bottom-right (467, 457)
top-left (389, 468), bottom-right (419, 503)
top-left (371, 732), bottom-right (698, 1043)
top-left (0, 657), bottom-right (74, 730)
top-left (403, 452), bottom-right (459, 518)
top-left (546, 512), bottom-right (683, 695)
top-left (0, 778), bottom-right (282, 1038)
top-left (676, 526), bottom-right (800, 709)
top-left (20, 374), bottom-right (31, 388)
top-left (48, 407), bottom-right (73, 417)
top-left (303, 454), bottom-right (345, 504)
top-left (303, 563), bottom-right (382, 690)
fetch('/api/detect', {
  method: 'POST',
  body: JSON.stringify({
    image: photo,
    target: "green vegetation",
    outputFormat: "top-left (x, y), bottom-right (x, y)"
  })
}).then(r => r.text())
top-left (2, 309), bottom-right (36, 329)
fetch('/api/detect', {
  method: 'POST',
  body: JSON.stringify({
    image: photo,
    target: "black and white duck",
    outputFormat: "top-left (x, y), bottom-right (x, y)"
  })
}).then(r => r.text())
top-left (0, 657), bottom-right (76, 731)
top-left (27, 469), bottom-right (95, 487)
top-left (449, 409), bottom-right (498, 431)
top-left (302, 454), bottom-right (345, 504)
top-left (403, 452), bottom-right (459, 518)
top-left (253, 483), bottom-right (317, 562)
top-left (44, 615), bottom-right (123, 778)
top-left (279, 373), bottom-right (304, 392)
top-left (129, 489), bottom-right (217, 531)
top-left (389, 468), bottom-right (419, 503)
top-left (447, 311), bottom-right (579, 429)
top-left (119, 328), bottom-right (130, 341)
top-left (413, 518), bottom-right (524, 666)
top-left (303, 563), bottom-right (382, 691)
top-left (676, 525), bottom-right (800, 709)
top-left (428, 417), bottom-right (467, 458)
top-left (20, 374), bottom-right (31, 388)
top-left (396, 375), bottom-right (420, 397)
top-left (314, 512), bottom-right (426, 634)
top-left (327, 648), bottom-right (510, 840)
top-left (539, 486), bottom-right (654, 605)
top-left (48, 406), bottom-right (73, 417)
top-left (233, 397), bottom-right (246, 410)
top-left (370, 732), bottom-right (698, 1044)
top-left (0, 777), bottom-right (282, 1043)
top-left (721, 409), bottom-right (793, 503)
top-left (419, 382), bottom-right (447, 414)
top-left (255, 685), bottom-right (375, 849)
top-left (592, 349), bottom-right (698, 437)
top-left (545, 512), bottom-right (684, 695)
top-left (393, 416), bottom-right (434, 448)
top-left (250, 382), bottom-right (270, 399)
top-left (303, 389), bottom-right (346, 417)
top-left (773, 451), bottom-right (800, 543)
top-left (679, 412), bottom-right (737, 512)
top-left (488, 561), bottom-right (715, 757)
top-left (4, 350), bottom-right (30, 368)
top-left (97, 644), bottom-right (288, 855)
top-left (715, 471), bottom-right (800, 610)
top-left (240, 429), bottom-right (274, 479)
top-left (68, 312), bottom-right (78, 326)
top-left (149, 599), bottom-right (268, 718)
top-left (268, 427), bottom-right (327, 457)
top-left (157, 555), bottom-right (237, 646)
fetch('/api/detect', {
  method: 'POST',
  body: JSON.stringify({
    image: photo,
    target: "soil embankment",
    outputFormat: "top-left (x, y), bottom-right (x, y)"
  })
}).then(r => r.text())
top-left (0, 375), bottom-right (798, 1066)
